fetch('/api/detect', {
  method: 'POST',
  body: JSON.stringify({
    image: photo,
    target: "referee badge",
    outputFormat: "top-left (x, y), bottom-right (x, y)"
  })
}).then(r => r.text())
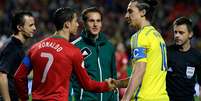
top-left (186, 66), bottom-right (195, 79)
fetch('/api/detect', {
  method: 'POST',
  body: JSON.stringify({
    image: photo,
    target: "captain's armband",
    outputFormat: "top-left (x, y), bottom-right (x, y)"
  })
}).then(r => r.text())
top-left (131, 47), bottom-right (146, 60)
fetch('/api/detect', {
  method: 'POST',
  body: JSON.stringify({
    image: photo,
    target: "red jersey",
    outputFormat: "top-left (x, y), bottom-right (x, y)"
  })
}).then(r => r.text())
top-left (14, 36), bottom-right (110, 101)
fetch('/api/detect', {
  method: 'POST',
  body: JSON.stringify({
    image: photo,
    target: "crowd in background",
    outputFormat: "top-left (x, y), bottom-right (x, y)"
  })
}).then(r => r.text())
top-left (0, 0), bottom-right (201, 56)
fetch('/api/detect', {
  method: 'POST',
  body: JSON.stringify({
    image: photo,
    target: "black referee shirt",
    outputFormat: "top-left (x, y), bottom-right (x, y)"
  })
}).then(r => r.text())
top-left (166, 45), bottom-right (201, 101)
top-left (0, 36), bottom-right (25, 96)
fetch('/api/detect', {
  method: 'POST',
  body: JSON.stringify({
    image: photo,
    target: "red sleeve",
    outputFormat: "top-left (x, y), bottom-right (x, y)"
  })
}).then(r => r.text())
top-left (14, 63), bottom-right (31, 101)
top-left (72, 49), bottom-right (110, 92)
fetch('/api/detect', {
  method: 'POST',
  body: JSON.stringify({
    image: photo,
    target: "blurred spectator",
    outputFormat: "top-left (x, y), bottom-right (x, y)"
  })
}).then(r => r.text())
top-left (0, 35), bottom-right (8, 48)
top-left (115, 42), bottom-right (128, 99)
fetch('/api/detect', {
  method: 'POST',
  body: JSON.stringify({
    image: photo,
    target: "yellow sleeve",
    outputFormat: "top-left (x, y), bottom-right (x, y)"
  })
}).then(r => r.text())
top-left (131, 30), bottom-right (150, 63)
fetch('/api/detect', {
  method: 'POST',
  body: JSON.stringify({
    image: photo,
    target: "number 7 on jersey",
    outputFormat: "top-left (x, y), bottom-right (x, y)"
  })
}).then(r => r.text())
top-left (40, 52), bottom-right (54, 83)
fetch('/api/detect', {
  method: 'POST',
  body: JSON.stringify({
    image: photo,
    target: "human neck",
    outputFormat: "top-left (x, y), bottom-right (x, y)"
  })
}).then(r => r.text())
top-left (140, 19), bottom-right (151, 29)
top-left (54, 30), bottom-right (70, 41)
top-left (86, 31), bottom-right (99, 40)
top-left (13, 33), bottom-right (26, 44)
top-left (179, 40), bottom-right (191, 52)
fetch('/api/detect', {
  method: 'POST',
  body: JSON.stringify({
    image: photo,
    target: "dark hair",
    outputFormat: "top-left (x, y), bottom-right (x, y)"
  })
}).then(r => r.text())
top-left (81, 7), bottom-right (103, 22)
top-left (53, 7), bottom-right (76, 31)
top-left (173, 17), bottom-right (193, 32)
top-left (12, 11), bottom-right (33, 34)
top-left (130, 0), bottom-right (158, 20)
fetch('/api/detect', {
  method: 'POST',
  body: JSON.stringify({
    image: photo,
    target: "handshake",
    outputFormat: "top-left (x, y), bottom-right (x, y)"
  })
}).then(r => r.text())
top-left (105, 78), bottom-right (125, 91)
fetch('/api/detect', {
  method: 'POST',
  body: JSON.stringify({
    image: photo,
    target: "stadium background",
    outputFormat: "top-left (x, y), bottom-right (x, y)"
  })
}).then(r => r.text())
top-left (0, 0), bottom-right (201, 100)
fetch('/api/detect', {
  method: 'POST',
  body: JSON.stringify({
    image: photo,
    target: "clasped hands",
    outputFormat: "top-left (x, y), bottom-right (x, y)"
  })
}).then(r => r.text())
top-left (105, 78), bottom-right (120, 91)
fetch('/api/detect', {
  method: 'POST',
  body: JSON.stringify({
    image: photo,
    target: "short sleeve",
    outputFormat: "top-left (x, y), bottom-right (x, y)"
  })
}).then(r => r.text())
top-left (0, 47), bottom-right (19, 73)
top-left (130, 31), bottom-right (150, 63)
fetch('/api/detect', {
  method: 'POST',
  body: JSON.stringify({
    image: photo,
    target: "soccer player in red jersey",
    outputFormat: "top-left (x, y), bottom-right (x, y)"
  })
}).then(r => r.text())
top-left (14, 7), bottom-right (115, 101)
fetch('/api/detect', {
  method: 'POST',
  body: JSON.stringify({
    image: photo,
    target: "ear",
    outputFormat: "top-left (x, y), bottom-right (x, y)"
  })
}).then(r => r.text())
top-left (189, 32), bottom-right (193, 38)
top-left (140, 9), bottom-right (146, 17)
top-left (17, 25), bottom-right (23, 31)
top-left (64, 21), bottom-right (70, 29)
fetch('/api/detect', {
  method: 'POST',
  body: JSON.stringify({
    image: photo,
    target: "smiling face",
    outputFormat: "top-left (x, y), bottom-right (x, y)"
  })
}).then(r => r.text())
top-left (173, 24), bottom-right (193, 46)
top-left (84, 12), bottom-right (102, 36)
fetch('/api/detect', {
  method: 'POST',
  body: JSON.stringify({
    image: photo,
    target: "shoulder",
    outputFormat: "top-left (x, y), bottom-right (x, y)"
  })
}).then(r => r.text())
top-left (70, 45), bottom-right (83, 61)
top-left (28, 38), bottom-right (51, 54)
top-left (0, 38), bottom-right (18, 55)
top-left (191, 47), bottom-right (201, 53)
top-left (73, 47), bottom-right (82, 54)
top-left (139, 26), bottom-right (156, 36)
top-left (136, 26), bottom-right (156, 42)
top-left (67, 42), bottom-right (82, 55)
top-left (105, 41), bottom-right (115, 53)
top-left (30, 38), bottom-right (46, 49)
top-left (105, 40), bottom-right (114, 47)
top-left (190, 48), bottom-right (201, 57)
top-left (133, 26), bottom-right (157, 46)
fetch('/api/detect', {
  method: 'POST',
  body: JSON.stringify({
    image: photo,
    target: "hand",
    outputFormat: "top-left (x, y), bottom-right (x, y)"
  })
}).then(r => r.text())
top-left (113, 78), bottom-right (129, 88)
top-left (111, 79), bottom-right (121, 88)
top-left (105, 78), bottom-right (117, 90)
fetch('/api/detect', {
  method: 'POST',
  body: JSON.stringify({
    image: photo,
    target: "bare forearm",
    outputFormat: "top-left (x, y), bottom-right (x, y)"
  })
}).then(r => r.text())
top-left (116, 78), bottom-right (129, 88)
top-left (123, 71), bottom-right (143, 100)
top-left (121, 62), bottom-right (146, 101)
top-left (0, 72), bottom-right (11, 101)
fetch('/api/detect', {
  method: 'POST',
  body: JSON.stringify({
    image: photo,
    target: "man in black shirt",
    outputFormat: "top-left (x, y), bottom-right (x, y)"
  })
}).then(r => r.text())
top-left (166, 17), bottom-right (201, 101)
top-left (0, 11), bottom-right (36, 101)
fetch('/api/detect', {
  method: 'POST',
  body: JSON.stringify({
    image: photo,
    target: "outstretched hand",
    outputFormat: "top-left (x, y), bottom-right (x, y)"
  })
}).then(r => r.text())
top-left (105, 78), bottom-right (117, 90)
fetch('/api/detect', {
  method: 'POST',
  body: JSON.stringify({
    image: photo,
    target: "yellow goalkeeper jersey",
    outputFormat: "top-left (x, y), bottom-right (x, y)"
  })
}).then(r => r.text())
top-left (130, 25), bottom-right (169, 101)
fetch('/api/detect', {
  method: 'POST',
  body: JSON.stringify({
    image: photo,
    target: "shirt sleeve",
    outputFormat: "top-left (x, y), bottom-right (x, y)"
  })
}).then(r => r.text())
top-left (14, 55), bottom-right (32, 101)
top-left (0, 47), bottom-right (18, 73)
top-left (72, 49), bottom-right (110, 92)
top-left (131, 32), bottom-right (150, 63)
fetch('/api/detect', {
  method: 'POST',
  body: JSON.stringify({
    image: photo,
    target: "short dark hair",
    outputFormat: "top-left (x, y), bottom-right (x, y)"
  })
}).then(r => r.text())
top-left (130, 0), bottom-right (158, 20)
top-left (173, 17), bottom-right (193, 32)
top-left (53, 7), bottom-right (76, 31)
top-left (81, 7), bottom-right (103, 22)
top-left (12, 11), bottom-right (33, 34)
